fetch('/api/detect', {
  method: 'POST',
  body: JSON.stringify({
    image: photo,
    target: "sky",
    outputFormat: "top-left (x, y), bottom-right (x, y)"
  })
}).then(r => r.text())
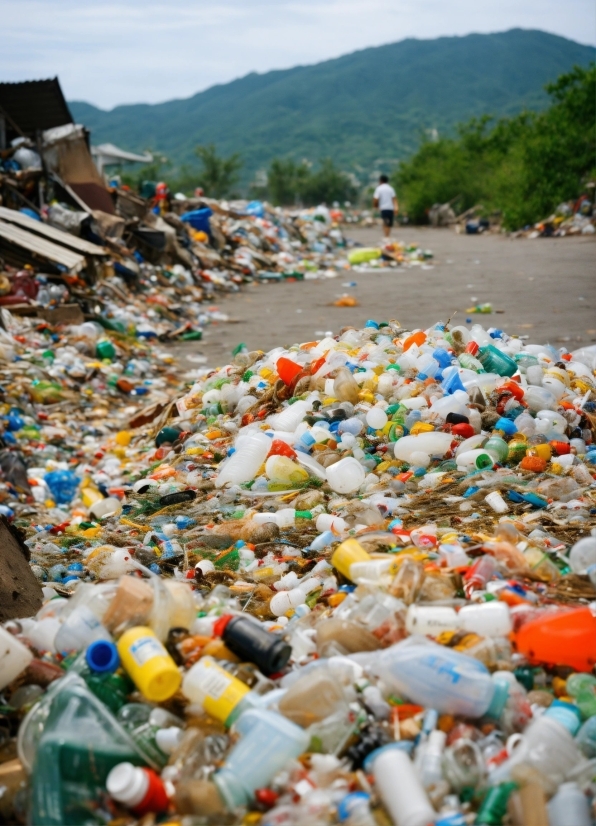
top-left (3, 0), bottom-right (595, 109)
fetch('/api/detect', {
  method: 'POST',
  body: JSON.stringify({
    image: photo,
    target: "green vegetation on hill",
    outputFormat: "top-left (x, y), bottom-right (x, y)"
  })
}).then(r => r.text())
top-left (394, 64), bottom-right (596, 228)
top-left (70, 29), bottom-right (595, 189)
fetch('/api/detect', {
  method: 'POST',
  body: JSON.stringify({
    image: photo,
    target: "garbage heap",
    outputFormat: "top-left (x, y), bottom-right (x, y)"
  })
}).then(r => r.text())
top-left (511, 197), bottom-right (596, 239)
top-left (2, 315), bottom-right (596, 826)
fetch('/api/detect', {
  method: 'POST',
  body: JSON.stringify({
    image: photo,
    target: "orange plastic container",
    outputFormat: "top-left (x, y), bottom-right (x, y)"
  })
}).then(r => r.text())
top-left (403, 331), bottom-right (426, 351)
top-left (514, 607), bottom-right (596, 672)
top-left (276, 357), bottom-right (303, 386)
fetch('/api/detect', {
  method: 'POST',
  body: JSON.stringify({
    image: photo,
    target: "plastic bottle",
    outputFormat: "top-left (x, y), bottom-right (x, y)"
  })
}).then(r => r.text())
top-left (117, 626), bottom-right (181, 702)
top-left (182, 656), bottom-right (256, 726)
top-left (0, 626), bottom-right (33, 690)
top-left (514, 607), bottom-right (596, 672)
top-left (417, 729), bottom-right (447, 791)
top-left (477, 345), bottom-right (517, 377)
top-left (106, 762), bottom-right (169, 816)
top-left (213, 709), bottom-right (310, 810)
top-left (372, 637), bottom-right (509, 718)
top-left (215, 430), bottom-right (272, 488)
top-left (458, 602), bottom-right (512, 637)
top-left (365, 744), bottom-right (436, 826)
top-left (405, 605), bottom-right (459, 636)
top-left (214, 614), bottom-right (291, 676)
top-left (269, 576), bottom-right (322, 616)
top-left (29, 674), bottom-right (152, 826)
top-left (548, 782), bottom-right (591, 826)
top-left (490, 701), bottom-right (583, 794)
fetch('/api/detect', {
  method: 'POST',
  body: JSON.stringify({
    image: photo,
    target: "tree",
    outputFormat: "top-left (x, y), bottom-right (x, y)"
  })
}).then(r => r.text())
top-left (195, 144), bottom-right (242, 198)
top-left (267, 158), bottom-right (310, 205)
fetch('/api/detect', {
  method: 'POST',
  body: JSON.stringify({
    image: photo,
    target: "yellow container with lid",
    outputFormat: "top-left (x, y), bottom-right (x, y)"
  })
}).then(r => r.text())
top-left (117, 626), bottom-right (181, 702)
top-left (331, 538), bottom-right (371, 580)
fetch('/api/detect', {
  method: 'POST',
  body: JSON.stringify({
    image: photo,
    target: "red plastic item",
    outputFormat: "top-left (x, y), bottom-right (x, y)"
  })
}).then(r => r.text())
top-left (550, 441), bottom-right (571, 455)
top-left (133, 768), bottom-right (169, 816)
top-left (465, 341), bottom-right (479, 356)
top-left (276, 357), bottom-right (303, 385)
top-left (267, 439), bottom-right (298, 460)
top-left (451, 423), bottom-right (475, 439)
top-left (514, 607), bottom-right (596, 672)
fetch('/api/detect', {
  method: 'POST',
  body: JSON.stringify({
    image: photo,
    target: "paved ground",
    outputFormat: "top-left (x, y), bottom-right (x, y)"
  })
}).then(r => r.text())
top-left (172, 226), bottom-right (596, 370)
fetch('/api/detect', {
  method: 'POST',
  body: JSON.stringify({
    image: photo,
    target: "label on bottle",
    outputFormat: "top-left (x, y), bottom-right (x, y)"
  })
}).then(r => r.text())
top-left (199, 660), bottom-right (250, 723)
top-left (129, 636), bottom-right (167, 666)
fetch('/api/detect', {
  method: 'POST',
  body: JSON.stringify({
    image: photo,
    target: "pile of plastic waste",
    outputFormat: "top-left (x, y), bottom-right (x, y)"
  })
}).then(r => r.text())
top-left (2, 314), bottom-right (596, 825)
top-left (512, 197), bottom-right (596, 239)
top-left (348, 242), bottom-right (434, 271)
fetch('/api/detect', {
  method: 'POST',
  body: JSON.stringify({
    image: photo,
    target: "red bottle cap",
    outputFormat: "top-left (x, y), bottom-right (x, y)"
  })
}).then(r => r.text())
top-left (212, 614), bottom-right (234, 637)
top-left (465, 341), bottom-right (479, 356)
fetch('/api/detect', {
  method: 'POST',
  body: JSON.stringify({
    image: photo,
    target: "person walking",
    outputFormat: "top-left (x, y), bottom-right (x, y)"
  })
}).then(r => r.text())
top-left (373, 175), bottom-right (398, 240)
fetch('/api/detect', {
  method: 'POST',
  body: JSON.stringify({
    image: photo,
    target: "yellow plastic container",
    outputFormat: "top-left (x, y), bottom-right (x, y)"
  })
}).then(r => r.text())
top-left (331, 538), bottom-right (371, 580)
top-left (182, 656), bottom-right (251, 726)
top-left (117, 626), bottom-right (181, 702)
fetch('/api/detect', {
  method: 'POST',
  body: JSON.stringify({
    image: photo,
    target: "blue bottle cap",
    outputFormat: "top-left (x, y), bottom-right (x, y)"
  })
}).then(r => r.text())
top-left (337, 792), bottom-right (370, 822)
top-left (494, 417), bottom-right (517, 435)
top-left (86, 640), bottom-right (120, 674)
top-left (546, 700), bottom-right (582, 736)
top-left (364, 320), bottom-right (379, 329)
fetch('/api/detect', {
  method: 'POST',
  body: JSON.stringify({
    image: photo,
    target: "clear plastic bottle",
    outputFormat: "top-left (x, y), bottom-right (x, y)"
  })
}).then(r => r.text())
top-left (215, 430), bottom-right (272, 488)
top-left (213, 709), bottom-right (309, 810)
top-left (371, 637), bottom-right (509, 718)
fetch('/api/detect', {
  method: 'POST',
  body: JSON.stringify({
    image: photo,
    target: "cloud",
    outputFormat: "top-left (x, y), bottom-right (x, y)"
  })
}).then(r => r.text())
top-left (2, 0), bottom-right (594, 107)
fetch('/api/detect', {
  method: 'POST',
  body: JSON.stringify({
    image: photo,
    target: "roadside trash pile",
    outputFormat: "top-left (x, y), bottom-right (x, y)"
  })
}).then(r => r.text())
top-left (512, 196), bottom-right (596, 239)
top-left (348, 242), bottom-right (433, 270)
top-left (2, 314), bottom-right (596, 826)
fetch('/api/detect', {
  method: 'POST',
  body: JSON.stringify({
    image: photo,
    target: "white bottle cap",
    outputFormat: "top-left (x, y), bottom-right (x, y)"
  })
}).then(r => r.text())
top-left (155, 726), bottom-right (184, 755)
top-left (106, 762), bottom-right (148, 807)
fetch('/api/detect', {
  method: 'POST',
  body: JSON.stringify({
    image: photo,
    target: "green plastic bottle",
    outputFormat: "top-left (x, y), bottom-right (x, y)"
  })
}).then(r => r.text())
top-left (477, 345), bottom-right (517, 378)
top-left (29, 675), bottom-right (149, 825)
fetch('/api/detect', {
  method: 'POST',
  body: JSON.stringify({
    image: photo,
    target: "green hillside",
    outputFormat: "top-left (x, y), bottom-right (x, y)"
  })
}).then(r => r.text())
top-left (70, 29), bottom-right (595, 186)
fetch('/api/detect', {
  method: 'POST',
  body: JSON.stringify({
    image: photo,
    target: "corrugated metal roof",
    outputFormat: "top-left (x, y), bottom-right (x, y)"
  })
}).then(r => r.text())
top-left (0, 221), bottom-right (84, 272)
top-left (0, 79), bottom-right (72, 137)
top-left (0, 208), bottom-right (106, 256)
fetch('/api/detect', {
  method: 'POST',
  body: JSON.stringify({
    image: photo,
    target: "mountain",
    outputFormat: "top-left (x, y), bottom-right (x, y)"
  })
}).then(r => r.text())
top-left (70, 29), bottom-right (595, 186)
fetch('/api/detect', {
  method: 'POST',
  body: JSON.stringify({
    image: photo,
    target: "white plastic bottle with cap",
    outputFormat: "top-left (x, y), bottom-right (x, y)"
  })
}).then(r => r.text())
top-left (269, 577), bottom-right (322, 616)
top-left (366, 745), bottom-right (436, 826)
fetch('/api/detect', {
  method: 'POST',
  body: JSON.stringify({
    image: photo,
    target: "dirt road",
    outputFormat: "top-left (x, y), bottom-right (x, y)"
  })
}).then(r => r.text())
top-left (173, 226), bottom-right (595, 370)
